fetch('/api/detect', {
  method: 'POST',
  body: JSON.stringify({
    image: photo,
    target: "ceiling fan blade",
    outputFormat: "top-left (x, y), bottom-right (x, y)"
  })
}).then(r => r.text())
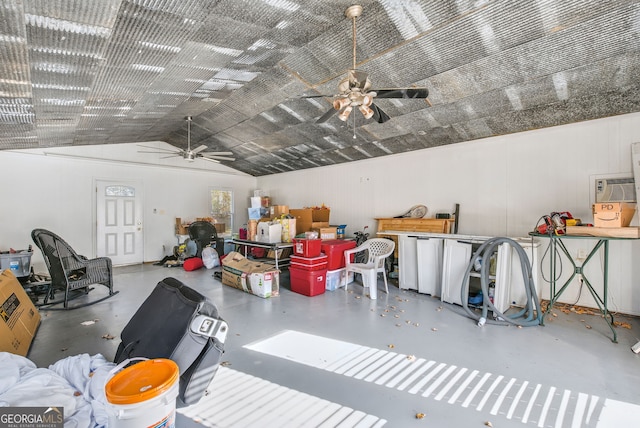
top-left (137, 150), bottom-right (182, 155)
top-left (374, 88), bottom-right (429, 99)
top-left (137, 144), bottom-right (182, 153)
top-left (200, 151), bottom-right (234, 157)
top-left (200, 155), bottom-right (236, 161)
top-left (199, 157), bottom-right (221, 164)
top-left (191, 144), bottom-right (208, 154)
top-left (316, 108), bottom-right (338, 123)
top-left (371, 103), bottom-right (391, 124)
top-left (301, 94), bottom-right (336, 98)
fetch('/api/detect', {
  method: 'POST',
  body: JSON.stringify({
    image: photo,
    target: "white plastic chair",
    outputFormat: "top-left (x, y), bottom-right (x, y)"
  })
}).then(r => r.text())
top-left (343, 238), bottom-right (395, 299)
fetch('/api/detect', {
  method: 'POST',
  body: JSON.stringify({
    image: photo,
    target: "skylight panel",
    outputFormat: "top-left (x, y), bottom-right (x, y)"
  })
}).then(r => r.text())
top-left (262, 0), bottom-right (300, 12)
top-left (278, 105), bottom-right (304, 121)
top-left (131, 64), bottom-right (165, 73)
top-left (205, 45), bottom-right (243, 57)
top-left (25, 14), bottom-right (111, 37)
top-left (137, 41), bottom-right (182, 54)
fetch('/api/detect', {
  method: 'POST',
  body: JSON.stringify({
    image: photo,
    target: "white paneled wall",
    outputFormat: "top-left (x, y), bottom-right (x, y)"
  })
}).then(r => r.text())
top-left (2, 113), bottom-right (640, 314)
top-left (258, 112), bottom-right (640, 315)
top-left (0, 144), bottom-right (256, 269)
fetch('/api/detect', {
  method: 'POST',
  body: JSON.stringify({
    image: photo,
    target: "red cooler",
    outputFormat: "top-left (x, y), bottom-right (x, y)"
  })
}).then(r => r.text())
top-left (289, 266), bottom-right (327, 296)
top-left (321, 239), bottom-right (357, 270)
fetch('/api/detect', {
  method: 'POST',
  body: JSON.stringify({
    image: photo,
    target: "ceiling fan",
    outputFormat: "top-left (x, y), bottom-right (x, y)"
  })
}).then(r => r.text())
top-left (304, 5), bottom-right (429, 124)
top-left (138, 116), bottom-right (235, 163)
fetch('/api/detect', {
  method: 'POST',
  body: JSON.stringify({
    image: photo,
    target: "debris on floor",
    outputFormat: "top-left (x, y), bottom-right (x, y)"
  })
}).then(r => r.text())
top-left (614, 321), bottom-right (632, 329)
top-left (541, 300), bottom-right (635, 330)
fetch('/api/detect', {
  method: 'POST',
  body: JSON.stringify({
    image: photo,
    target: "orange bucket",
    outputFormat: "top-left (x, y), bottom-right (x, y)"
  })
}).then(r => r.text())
top-left (105, 358), bottom-right (179, 428)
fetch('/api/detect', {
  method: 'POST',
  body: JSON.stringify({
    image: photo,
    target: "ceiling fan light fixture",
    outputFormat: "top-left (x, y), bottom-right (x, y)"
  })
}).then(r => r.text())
top-left (338, 77), bottom-right (350, 93)
top-left (359, 105), bottom-right (374, 119)
top-left (333, 97), bottom-right (350, 110)
top-left (338, 106), bottom-right (352, 121)
top-left (361, 94), bottom-right (373, 107)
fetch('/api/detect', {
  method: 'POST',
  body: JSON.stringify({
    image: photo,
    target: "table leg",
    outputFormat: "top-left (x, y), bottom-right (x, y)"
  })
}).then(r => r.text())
top-left (579, 240), bottom-right (616, 342)
top-left (543, 237), bottom-right (617, 342)
top-left (542, 238), bottom-right (580, 323)
top-left (542, 237), bottom-right (575, 324)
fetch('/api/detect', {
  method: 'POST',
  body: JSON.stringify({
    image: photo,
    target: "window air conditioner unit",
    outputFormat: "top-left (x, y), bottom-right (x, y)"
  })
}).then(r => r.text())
top-left (595, 177), bottom-right (636, 203)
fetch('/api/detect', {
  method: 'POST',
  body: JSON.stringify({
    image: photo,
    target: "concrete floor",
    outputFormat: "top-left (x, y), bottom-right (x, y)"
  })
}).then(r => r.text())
top-left (26, 263), bottom-right (640, 427)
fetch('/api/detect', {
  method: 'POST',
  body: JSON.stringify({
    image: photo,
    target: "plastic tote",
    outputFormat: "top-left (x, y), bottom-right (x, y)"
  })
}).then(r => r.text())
top-left (105, 358), bottom-right (180, 428)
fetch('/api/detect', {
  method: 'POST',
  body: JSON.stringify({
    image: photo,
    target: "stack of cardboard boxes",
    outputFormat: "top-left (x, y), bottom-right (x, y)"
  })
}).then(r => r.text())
top-left (248, 202), bottom-right (336, 244)
top-left (289, 207), bottom-right (335, 239)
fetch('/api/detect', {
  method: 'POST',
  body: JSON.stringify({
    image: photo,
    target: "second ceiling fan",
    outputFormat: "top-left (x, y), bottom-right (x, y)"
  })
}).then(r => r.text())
top-left (138, 116), bottom-right (235, 163)
top-left (306, 5), bottom-right (429, 124)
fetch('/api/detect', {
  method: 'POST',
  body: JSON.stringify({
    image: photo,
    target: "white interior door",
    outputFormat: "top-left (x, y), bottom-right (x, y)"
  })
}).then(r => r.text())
top-left (96, 180), bottom-right (143, 266)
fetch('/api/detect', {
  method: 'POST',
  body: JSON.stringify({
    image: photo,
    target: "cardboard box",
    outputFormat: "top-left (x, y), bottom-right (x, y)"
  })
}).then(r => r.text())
top-left (175, 218), bottom-right (189, 235)
top-left (248, 207), bottom-right (263, 220)
top-left (313, 227), bottom-right (337, 240)
top-left (257, 222), bottom-right (282, 243)
top-left (289, 208), bottom-right (331, 233)
top-left (278, 218), bottom-right (296, 243)
top-left (592, 203), bottom-right (636, 228)
top-left (266, 248), bottom-right (292, 259)
top-left (0, 270), bottom-right (41, 356)
top-left (269, 205), bottom-right (289, 218)
top-left (221, 252), bottom-right (279, 298)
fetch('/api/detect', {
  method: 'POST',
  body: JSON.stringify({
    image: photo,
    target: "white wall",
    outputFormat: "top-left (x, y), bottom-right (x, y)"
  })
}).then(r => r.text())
top-left (257, 112), bottom-right (640, 315)
top-left (3, 113), bottom-right (640, 314)
top-left (0, 143), bottom-right (257, 270)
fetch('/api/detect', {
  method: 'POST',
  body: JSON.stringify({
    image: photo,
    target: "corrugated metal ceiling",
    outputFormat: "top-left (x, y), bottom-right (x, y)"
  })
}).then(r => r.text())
top-left (1, 0), bottom-right (639, 175)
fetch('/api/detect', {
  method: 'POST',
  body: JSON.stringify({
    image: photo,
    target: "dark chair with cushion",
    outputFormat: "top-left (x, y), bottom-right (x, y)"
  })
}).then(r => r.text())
top-left (31, 228), bottom-right (118, 309)
top-left (188, 221), bottom-right (224, 258)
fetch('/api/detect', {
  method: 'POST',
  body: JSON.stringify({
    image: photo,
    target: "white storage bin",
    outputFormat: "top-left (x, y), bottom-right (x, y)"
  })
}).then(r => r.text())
top-left (325, 268), bottom-right (354, 291)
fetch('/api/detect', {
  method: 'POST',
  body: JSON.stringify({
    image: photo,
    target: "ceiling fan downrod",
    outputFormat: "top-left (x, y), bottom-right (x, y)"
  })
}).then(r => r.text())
top-left (345, 5), bottom-right (362, 71)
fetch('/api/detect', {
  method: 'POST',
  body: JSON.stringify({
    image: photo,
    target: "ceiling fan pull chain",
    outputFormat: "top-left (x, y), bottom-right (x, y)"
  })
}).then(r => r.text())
top-left (353, 111), bottom-right (356, 139)
top-left (187, 116), bottom-right (191, 151)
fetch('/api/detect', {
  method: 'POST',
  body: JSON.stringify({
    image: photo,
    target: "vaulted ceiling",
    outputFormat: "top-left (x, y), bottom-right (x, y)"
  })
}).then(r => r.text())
top-left (1, 1), bottom-right (639, 176)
